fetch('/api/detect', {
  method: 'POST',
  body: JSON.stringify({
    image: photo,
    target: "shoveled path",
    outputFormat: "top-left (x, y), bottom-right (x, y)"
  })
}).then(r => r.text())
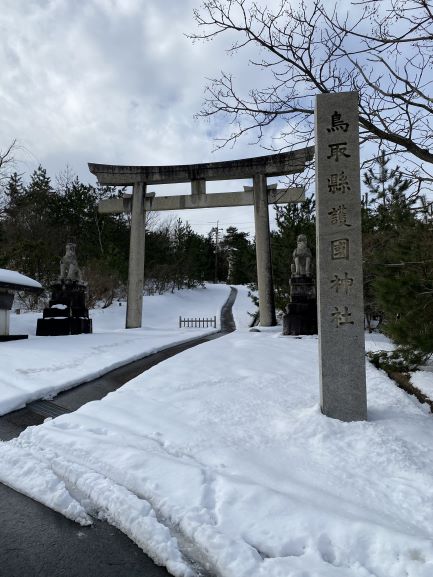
top-left (0, 286), bottom-right (237, 577)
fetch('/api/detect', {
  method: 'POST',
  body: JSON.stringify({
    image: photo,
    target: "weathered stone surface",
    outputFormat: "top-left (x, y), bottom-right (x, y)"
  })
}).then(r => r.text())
top-left (126, 182), bottom-right (146, 329)
top-left (282, 275), bottom-right (317, 336)
top-left (97, 187), bottom-right (306, 214)
top-left (291, 234), bottom-right (312, 276)
top-left (191, 179), bottom-right (206, 195)
top-left (283, 235), bottom-right (317, 336)
top-left (59, 243), bottom-right (82, 282)
top-left (283, 302), bottom-right (317, 336)
top-left (253, 174), bottom-right (276, 327)
top-left (289, 275), bottom-right (316, 302)
top-left (89, 147), bottom-right (314, 186)
top-left (315, 91), bottom-right (367, 421)
top-left (36, 279), bottom-right (92, 336)
top-left (36, 316), bottom-right (92, 336)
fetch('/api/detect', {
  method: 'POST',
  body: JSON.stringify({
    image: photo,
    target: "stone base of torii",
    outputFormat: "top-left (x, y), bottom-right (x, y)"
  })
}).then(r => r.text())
top-left (89, 147), bottom-right (313, 329)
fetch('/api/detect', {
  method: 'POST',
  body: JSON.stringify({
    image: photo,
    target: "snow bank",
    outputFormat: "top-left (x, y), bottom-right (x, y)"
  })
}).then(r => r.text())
top-left (410, 371), bottom-right (433, 401)
top-left (1, 321), bottom-right (432, 576)
top-left (364, 333), bottom-right (433, 408)
top-left (0, 284), bottom-right (233, 415)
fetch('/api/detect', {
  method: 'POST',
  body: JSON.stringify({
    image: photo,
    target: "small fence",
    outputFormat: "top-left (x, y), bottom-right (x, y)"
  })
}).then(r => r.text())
top-left (179, 316), bottom-right (217, 329)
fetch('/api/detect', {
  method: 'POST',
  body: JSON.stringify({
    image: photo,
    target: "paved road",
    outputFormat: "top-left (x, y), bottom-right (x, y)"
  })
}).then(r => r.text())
top-left (0, 487), bottom-right (171, 577)
top-left (0, 287), bottom-right (237, 577)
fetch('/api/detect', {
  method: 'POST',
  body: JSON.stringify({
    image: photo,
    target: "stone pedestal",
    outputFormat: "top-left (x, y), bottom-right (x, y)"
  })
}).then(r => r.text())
top-left (282, 275), bottom-right (317, 336)
top-left (36, 281), bottom-right (92, 336)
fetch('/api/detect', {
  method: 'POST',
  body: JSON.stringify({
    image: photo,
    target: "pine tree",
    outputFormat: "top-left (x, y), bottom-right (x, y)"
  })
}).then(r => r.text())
top-left (362, 153), bottom-right (433, 361)
top-left (363, 151), bottom-right (415, 230)
top-left (221, 226), bottom-right (256, 285)
top-left (362, 152), bottom-right (417, 328)
top-left (1, 166), bottom-right (60, 282)
top-left (53, 177), bottom-right (131, 291)
top-left (4, 172), bottom-right (25, 207)
top-left (170, 219), bottom-right (210, 290)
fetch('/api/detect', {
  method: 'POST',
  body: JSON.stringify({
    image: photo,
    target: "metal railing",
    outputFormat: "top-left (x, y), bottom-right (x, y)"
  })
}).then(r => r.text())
top-left (179, 316), bottom-right (217, 328)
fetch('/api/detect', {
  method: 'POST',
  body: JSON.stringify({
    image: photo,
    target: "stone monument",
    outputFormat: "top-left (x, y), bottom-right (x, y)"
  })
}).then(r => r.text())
top-left (315, 91), bottom-right (367, 421)
top-left (36, 243), bottom-right (92, 336)
top-left (282, 235), bottom-right (318, 336)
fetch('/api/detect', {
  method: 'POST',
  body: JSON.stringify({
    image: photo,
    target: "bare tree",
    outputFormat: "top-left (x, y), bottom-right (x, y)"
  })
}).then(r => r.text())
top-left (190, 0), bottom-right (433, 187)
top-left (0, 139), bottom-right (19, 216)
top-left (0, 140), bottom-right (18, 187)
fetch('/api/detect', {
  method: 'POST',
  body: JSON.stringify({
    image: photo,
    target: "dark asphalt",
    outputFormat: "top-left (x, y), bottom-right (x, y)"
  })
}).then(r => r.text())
top-left (0, 487), bottom-right (171, 577)
top-left (0, 286), bottom-right (237, 577)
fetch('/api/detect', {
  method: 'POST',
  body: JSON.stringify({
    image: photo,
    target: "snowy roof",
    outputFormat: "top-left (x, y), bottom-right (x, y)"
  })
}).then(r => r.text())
top-left (0, 269), bottom-right (42, 292)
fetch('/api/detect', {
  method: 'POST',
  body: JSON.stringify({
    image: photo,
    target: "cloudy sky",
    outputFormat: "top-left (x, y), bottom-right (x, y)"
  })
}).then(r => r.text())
top-left (1, 0), bottom-right (288, 235)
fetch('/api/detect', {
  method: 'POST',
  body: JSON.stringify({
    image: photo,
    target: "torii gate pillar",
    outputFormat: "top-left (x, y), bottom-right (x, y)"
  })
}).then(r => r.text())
top-left (253, 174), bottom-right (276, 326)
top-left (127, 182), bottom-right (146, 328)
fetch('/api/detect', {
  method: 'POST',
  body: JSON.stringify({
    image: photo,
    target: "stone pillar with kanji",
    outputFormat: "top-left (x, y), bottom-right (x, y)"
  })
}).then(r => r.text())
top-left (315, 91), bottom-right (367, 422)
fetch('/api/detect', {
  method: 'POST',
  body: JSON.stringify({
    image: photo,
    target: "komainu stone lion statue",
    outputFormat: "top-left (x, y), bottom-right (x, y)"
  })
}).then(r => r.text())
top-left (60, 243), bottom-right (82, 282)
top-left (291, 234), bottom-right (312, 276)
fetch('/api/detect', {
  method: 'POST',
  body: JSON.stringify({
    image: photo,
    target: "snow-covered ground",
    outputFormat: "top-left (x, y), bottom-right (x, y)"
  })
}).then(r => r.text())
top-left (365, 332), bottom-right (433, 402)
top-left (0, 283), bottom-right (231, 415)
top-left (1, 285), bottom-right (433, 577)
top-left (410, 371), bottom-right (433, 401)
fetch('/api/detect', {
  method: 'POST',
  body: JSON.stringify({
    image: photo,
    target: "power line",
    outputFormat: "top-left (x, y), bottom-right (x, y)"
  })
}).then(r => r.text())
top-left (366, 259), bottom-right (433, 267)
top-left (187, 221), bottom-right (256, 227)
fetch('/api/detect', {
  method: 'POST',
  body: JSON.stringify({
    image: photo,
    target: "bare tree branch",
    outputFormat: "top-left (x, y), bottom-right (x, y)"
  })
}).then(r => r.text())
top-left (189, 0), bottom-right (433, 189)
top-left (0, 139), bottom-right (19, 216)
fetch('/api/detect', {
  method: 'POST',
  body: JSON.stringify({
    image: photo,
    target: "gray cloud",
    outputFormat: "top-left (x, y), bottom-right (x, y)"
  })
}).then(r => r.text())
top-left (0, 0), bottom-right (285, 234)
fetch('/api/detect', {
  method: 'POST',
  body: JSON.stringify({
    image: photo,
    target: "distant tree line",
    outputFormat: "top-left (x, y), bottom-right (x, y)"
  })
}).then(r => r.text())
top-left (0, 163), bottom-right (257, 307)
top-left (0, 166), bottom-right (130, 307)
top-left (1, 150), bottom-right (430, 364)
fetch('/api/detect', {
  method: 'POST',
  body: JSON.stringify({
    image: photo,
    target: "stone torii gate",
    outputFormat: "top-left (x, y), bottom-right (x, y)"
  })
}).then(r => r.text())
top-left (89, 147), bottom-right (313, 329)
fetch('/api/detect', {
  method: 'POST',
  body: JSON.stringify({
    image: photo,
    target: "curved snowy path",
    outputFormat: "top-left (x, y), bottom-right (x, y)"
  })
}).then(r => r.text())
top-left (0, 287), bottom-right (237, 441)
